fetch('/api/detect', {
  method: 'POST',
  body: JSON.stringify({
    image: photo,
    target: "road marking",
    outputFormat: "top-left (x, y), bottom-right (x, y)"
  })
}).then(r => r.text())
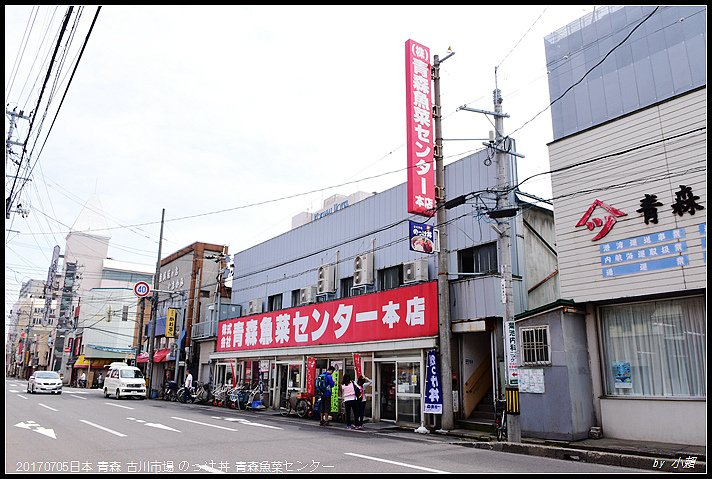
top-left (127, 417), bottom-right (180, 431)
top-left (71, 394), bottom-right (87, 400)
top-left (80, 419), bottom-right (126, 437)
top-left (105, 402), bottom-right (134, 409)
top-left (170, 417), bottom-right (237, 431)
top-left (196, 464), bottom-right (225, 473)
top-left (344, 453), bottom-right (449, 473)
top-left (14, 421), bottom-right (57, 439)
top-left (225, 418), bottom-right (282, 430)
top-left (38, 403), bottom-right (59, 412)
top-left (17, 394), bottom-right (28, 399)
top-left (10, 389), bottom-right (20, 393)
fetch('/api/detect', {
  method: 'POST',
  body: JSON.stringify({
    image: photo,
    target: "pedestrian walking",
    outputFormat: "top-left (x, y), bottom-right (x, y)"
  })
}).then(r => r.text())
top-left (356, 374), bottom-right (371, 429)
top-left (316, 366), bottom-right (336, 426)
top-left (79, 371), bottom-right (87, 388)
top-left (341, 373), bottom-right (361, 430)
top-left (184, 371), bottom-right (193, 403)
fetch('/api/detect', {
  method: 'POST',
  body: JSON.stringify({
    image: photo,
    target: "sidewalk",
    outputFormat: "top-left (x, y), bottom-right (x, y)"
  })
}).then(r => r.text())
top-left (244, 409), bottom-right (706, 473)
top-left (330, 418), bottom-right (706, 473)
top-left (423, 427), bottom-right (706, 473)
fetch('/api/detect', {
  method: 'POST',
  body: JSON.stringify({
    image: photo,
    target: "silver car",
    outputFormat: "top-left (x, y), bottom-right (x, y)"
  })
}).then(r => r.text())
top-left (27, 371), bottom-right (63, 394)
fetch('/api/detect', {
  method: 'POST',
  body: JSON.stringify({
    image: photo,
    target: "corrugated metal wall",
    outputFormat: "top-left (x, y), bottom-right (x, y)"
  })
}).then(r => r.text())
top-left (232, 148), bottom-right (526, 320)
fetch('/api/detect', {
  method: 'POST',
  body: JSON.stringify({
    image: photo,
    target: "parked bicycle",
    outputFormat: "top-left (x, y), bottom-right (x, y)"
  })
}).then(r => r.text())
top-left (177, 381), bottom-right (209, 404)
top-left (161, 380), bottom-right (179, 402)
top-left (279, 389), bottom-right (311, 418)
top-left (494, 397), bottom-right (507, 441)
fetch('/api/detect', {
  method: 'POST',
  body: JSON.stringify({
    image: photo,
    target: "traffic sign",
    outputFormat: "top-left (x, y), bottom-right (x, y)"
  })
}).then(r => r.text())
top-left (134, 281), bottom-right (151, 298)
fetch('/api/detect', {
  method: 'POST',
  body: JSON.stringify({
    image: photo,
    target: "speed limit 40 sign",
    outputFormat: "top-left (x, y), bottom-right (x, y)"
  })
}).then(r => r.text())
top-left (134, 281), bottom-right (151, 298)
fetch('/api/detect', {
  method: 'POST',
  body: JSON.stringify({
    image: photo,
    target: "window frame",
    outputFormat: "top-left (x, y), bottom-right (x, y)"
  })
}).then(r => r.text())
top-left (457, 241), bottom-right (498, 278)
top-left (519, 325), bottom-right (551, 366)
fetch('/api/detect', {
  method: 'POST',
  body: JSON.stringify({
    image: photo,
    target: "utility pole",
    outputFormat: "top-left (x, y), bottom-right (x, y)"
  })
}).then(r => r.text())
top-left (136, 297), bottom-right (146, 362)
top-left (492, 87), bottom-right (521, 443)
top-left (147, 208), bottom-right (165, 396)
top-left (459, 82), bottom-right (524, 442)
top-left (173, 291), bottom-right (187, 383)
top-left (433, 49), bottom-right (455, 431)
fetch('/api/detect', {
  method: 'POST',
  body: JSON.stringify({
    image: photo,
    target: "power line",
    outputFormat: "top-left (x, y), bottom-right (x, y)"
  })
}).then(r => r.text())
top-left (496, 6), bottom-right (548, 70)
top-left (509, 6), bottom-right (660, 138)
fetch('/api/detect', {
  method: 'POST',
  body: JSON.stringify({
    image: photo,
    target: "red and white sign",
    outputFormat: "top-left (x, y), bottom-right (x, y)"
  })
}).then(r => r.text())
top-left (217, 281), bottom-right (438, 352)
top-left (405, 39), bottom-right (436, 217)
top-left (133, 281), bottom-right (151, 298)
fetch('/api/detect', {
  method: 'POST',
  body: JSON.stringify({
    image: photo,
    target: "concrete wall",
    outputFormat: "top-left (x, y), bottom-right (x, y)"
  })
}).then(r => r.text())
top-left (518, 308), bottom-right (594, 440)
top-left (600, 398), bottom-right (706, 445)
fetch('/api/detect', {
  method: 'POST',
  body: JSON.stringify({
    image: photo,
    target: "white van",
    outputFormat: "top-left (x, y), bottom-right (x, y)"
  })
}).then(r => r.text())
top-left (103, 362), bottom-right (146, 399)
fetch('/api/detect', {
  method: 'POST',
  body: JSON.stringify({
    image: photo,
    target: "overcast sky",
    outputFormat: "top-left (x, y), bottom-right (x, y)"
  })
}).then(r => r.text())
top-left (5, 5), bottom-right (599, 322)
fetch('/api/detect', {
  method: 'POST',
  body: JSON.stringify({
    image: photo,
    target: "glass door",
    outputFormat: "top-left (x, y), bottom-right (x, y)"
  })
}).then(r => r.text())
top-left (396, 361), bottom-right (421, 424)
top-left (379, 362), bottom-right (396, 421)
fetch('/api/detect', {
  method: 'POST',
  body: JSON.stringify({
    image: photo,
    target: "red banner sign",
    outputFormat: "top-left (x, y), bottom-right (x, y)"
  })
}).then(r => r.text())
top-left (353, 353), bottom-right (362, 380)
top-left (405, 38), bottom-right (435, 217)
top-left (217, 281), bottom-right (438, 352)
top-left (306, 357), bottom-right (316, 397)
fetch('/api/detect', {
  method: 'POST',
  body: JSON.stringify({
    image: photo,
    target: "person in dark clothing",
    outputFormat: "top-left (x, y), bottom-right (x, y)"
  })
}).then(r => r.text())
top-left (318, 366), bottom-right (336, 426)
top-left (356, 374), bottom-right (371, 429)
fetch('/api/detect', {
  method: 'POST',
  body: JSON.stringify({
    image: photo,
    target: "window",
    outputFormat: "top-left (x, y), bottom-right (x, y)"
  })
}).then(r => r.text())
top-left (268, 293), bottom-right (283, 312)
top-left (291, 289), bottom-right (301, 308)
top-left (378, 266), bottom-right (402, 291)
top-left (600, 296), bottom-right (706, 398)
top-left (102, 269), bottom-right (153, 283)
top-left (458, 242), bottom-right (498, 277)
top-left (520, 326), bottom-right (551, 366)
top-left (340, 277), bottom-right (353, 298)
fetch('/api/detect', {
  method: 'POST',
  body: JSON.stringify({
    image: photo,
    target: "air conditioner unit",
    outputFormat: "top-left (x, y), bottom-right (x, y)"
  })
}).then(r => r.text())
top-left (353, 252), bottom-right (374, 286)
top-left (300, 286), bottom-right (317, 305)
top-left (317, 264), bottom-right (336, 294)
top-left (247, 298), bottom-right (263, 315)
top-left (403, 257), bottom-right (429, 284)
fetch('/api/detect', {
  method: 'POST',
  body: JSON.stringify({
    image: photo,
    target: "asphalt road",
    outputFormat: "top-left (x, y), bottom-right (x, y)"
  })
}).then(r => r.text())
top-left (5, 379), bottom-right (650, 474)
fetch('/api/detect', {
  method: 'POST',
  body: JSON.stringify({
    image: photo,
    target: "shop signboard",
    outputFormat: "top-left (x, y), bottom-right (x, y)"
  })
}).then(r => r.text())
top-left (165, 308), bottom-right (177, 338)
top-left (330, 369), bottom-right (339, 413)
top-left (217, 281), bottom-right (438, 352)
top-left (405, 38), bottom-right (435, 217)
top-left (306, 357), bottom-right (316, 397)
top-left (353, 353), bottom-right (362, 379)
top-left (424, 349), bottom-right (442, 414)
top-left (409, 220), bottom-right (435, 254)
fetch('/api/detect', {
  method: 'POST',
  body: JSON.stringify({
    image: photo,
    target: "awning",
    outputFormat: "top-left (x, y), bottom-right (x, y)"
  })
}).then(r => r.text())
top-left (90, 358), bottom-right (114, 368)
top-left (73, 355), bottom-right (90, 369)
top-left (153, 348), bottom-right (171, 363)
top-left (136, 352), bottom-right (150, 363)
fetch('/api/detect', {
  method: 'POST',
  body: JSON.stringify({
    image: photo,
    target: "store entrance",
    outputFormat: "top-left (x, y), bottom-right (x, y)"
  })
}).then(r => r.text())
top-left (379, 362), bottom-right (396, 421)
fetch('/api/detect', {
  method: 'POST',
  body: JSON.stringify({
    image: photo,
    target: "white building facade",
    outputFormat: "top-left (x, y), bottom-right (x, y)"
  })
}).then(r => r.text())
top-left (545, 6), bottom-right (706, 445)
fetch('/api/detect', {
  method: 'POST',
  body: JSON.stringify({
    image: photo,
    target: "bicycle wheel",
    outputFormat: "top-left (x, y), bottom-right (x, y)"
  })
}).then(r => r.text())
top-left (279, 396), bottom-right (290, 417)
top-left (296, 399), bottom-right (309, 418)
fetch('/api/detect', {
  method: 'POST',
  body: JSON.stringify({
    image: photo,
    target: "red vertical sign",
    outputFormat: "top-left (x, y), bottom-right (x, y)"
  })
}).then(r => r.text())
top-left (306, 357), bottom-right (316, 397)
top-left (353, 353), bottom-right (362, 380)
top-left (405, 39), bottom-right (435, 217)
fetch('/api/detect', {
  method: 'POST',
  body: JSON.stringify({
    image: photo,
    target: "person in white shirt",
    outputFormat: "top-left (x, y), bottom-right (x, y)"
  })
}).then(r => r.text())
top-left (79, 371), bottom-right (87, 388)
top-left (183, 371), bottom-right (193, 403)
top-left (341, 373), bottom-right (361, 430)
